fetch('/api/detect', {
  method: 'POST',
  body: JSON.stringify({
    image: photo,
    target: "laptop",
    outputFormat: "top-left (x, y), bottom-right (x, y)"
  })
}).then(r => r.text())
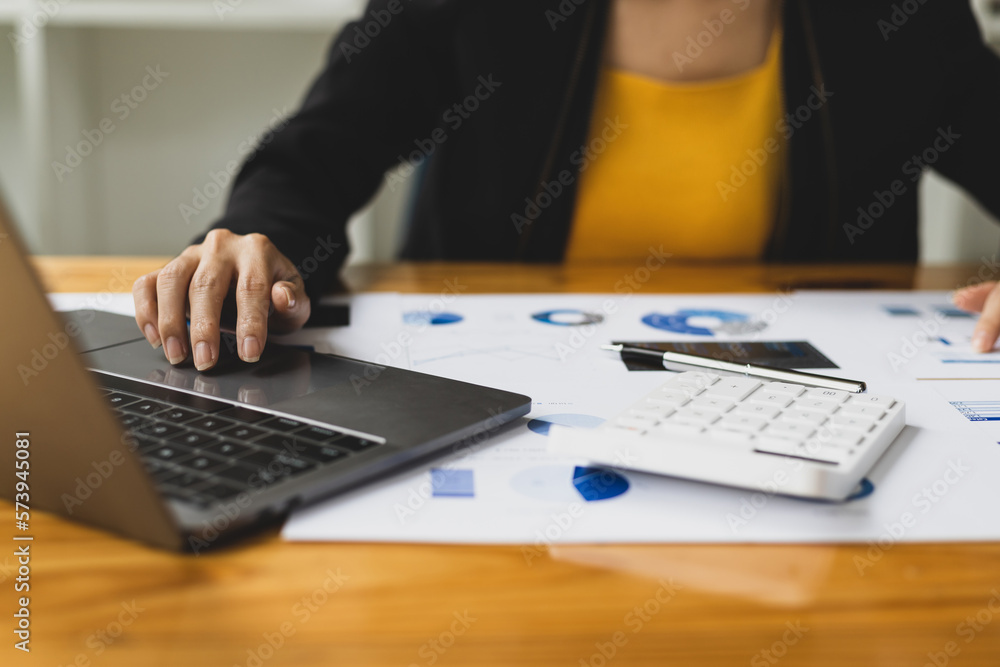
top-left (0, 191), bottom-right (531, 552)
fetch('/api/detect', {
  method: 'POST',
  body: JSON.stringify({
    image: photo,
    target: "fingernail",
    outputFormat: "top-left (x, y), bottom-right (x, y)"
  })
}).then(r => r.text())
top-left (165, 337), bottom-right (186, 365)
top-left (194, 341), bottom-right (214, 371)
top-left (282, 286), bottom-right (296, 309)
top-left (144, 323), bottom-right (161, 349)
top-left (971, 331), bottom-right (991, 353)
top-left (242, 336), bottom-right (261, 363)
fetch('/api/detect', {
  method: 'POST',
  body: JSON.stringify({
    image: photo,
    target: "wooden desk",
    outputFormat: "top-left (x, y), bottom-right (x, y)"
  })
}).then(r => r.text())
top-left (8, 258), bottom-right (1000, 667)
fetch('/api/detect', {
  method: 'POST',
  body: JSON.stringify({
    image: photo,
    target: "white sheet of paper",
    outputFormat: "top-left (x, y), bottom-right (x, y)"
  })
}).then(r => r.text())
top-left (283, 291), bottom-right (1000, 545)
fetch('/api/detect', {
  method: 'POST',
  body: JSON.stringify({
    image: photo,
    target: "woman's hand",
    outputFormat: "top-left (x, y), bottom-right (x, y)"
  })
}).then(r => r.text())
top-left (952, 281), bottom-right (1000, 353)
top-left (132, 229), bottom-right (311, 371)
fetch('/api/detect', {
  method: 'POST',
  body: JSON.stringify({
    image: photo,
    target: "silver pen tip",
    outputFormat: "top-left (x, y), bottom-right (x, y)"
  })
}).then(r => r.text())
top-left (601, 344), bottom-right (624, 352)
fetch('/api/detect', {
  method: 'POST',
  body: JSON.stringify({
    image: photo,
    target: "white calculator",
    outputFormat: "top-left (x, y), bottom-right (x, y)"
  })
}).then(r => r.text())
top-left (548, 372), bottom-right (905, 500)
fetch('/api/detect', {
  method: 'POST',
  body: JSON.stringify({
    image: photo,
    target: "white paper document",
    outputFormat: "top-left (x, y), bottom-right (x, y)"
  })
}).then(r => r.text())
top-left (282, 291), bottom-right (1000, 545)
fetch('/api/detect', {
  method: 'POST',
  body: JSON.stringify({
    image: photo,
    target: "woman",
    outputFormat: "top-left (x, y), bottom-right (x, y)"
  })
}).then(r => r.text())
top-left (132, 0), bottom-right (1000, 371)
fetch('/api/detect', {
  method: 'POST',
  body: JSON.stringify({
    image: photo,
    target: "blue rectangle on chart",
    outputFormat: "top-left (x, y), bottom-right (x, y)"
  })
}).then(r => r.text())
top-left (934, 306), bottom-right (974, 318)
top-left (431, 469), bottom-right (475, 497)
top-left (883, 306), bottom-right (920, 316)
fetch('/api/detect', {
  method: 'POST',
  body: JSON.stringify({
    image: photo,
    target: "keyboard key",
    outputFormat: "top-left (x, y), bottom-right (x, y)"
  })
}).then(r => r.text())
top-left (274, 452), bottom-right (320, 474)
top-left (231, 448), bottom-right (282, 468)
top-left (333, 436), bottom-right (380, 453)
top-left (261, 417), bottom-right (305, 433)
top-left (158, 407), bottom-right (200, 424)
top-left (705, 378), bottom-right (761, 402)
top-left (187, 416), bottom-right (236, 432)
top-left (121, 399), bottom-right (170, 416)
top-left (146, 445), bottom-right (194, 462)
top-left (219, 424), bottom-right (268, 441)
top-left (117, 413), bottom-right (144, 428)
top-left (192, 482), bottom-right (242, 502)
top-left (201, 440), bottom-right (255, 459)
top-left (158, 469), bottom-right (210, 489)
top-left (295, 442), bottom-right (349, 464)
top-left (169, 431), bottom-right (221, 448)
top-left (652, 388), bottom-right (695, 405)
top-left (254, 433), bottom-right (299, 453)
top-left (215, 405), bottom-right (273, 424)
top-left (106, 392), bottom-right (141, 408)
top-left (296, 426), bottom-right (341, 443)
top-left (141, 422), bottom-right (184, 439)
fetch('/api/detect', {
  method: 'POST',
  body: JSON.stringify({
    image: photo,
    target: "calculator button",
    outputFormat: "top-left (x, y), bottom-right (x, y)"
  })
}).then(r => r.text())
top-left (847, 394), bottom-right (895, 408)
top-left (838, 403), bottom-right (887, 419)
top-left (615, 416), bottom-right (655, 431)
top-left (672, 408), bottom-right (721, 426)
top-left (829, 414), bottom-right (875, 433)
top-left (761, 382), bottom-right (805, 397)
top-left (791, 399), bottom-right (839, 415)
top-left (804, 388), bottom-right (851, 403)
top-left (781, 409), bottom-right (829, 426)
top-left (762, 422), bottom-right (815, 440)
top-left (671, 372), bottom-right (720, 391)
top-left (629, 406), bottom-right (675, 420)
top-left (718, 413), bottom-right (767, 433)
top-left (746, 388), bottom-right (793, 409)
top-left (705, 378), bottom-right (761, 402)
top-left (688, 396), bottom-right (735, 413)
top-left (653, 422), bottom-right (705, 437)
top-left (733, 403), bottom-right (781, 419)
top-left (654, 388), bottom-right (697, 404)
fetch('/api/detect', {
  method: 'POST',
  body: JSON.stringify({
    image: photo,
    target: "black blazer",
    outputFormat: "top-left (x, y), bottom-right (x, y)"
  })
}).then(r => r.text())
top-left (203, 0), bottom-right (1000, 299)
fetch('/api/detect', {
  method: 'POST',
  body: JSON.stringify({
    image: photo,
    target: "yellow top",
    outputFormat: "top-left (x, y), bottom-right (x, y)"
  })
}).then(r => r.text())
top-left (566, 28), bottom-right (785, 261)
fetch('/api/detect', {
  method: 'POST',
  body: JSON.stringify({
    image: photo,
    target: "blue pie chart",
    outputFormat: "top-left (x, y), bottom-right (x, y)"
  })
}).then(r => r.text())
top-left (403, 311), bottom-right (464, 326)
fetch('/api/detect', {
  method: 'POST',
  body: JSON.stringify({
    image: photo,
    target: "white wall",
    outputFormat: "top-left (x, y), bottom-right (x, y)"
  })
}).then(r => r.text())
top-left (1, 0), bottom-right (998, 263)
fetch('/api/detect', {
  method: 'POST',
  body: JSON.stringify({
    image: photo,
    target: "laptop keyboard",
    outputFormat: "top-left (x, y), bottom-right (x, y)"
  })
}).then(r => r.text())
top-left (102, 385), bottom-right (383, 507)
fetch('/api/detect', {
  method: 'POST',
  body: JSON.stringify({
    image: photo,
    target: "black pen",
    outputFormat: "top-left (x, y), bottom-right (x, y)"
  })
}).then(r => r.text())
top-left (603, 344), bottom-right (867, 393)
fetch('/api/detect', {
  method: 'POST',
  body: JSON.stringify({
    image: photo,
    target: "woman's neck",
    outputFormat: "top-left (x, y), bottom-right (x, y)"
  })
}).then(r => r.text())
top-left (606, 0), bottom-right (782, 82)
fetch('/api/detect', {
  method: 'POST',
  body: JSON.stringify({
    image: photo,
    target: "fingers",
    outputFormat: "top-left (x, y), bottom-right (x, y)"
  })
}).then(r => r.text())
top-left (970, 283), bottom-right (1000, 353)
top-left (233, 237), bottom-right (273, 364)
top-left (188, 254), bottom-right (235, 372)
top-left (155, 253), bottom-right (200, 365)
top-left (952, 281), bottom-right (997, 314)
top-left (130, 229), bottom-right (309, 371)
top-left (132, 269), bottom-right (162, 349)
top-left (269, 274), bottom-right (311, 334)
